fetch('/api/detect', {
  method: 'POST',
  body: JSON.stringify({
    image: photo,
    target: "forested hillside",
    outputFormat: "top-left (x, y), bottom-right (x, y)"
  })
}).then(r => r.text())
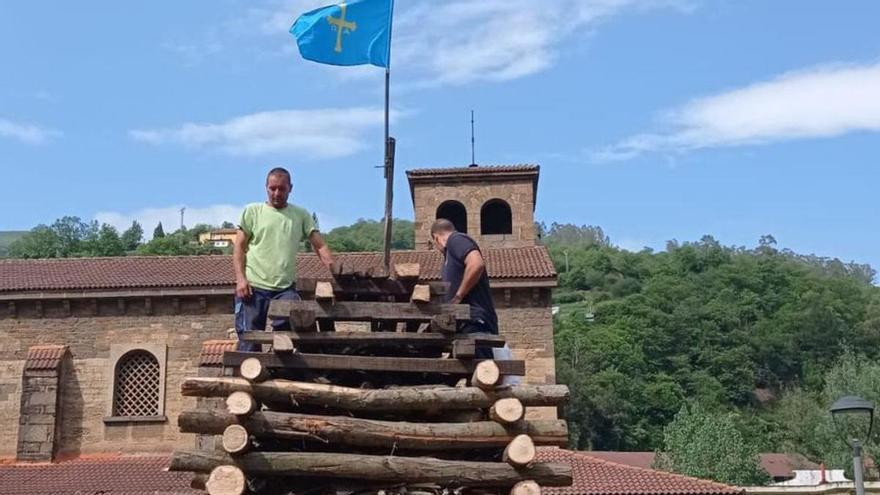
top-left (543, 222), bottom-right (880, 479)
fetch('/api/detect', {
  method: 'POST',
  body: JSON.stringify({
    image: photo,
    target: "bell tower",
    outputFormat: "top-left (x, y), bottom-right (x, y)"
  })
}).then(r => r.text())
top-left (406, 164), bottom-right (540, 250)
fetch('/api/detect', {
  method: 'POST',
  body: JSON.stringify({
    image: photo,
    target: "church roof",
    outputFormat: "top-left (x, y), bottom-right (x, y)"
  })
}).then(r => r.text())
top-left (0, 246), bottom-right (556, 294)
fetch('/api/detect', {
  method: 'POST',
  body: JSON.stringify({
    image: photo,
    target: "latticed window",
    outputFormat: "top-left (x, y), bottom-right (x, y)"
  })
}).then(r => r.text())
top-left (113, 350), bottom-right (160, 417)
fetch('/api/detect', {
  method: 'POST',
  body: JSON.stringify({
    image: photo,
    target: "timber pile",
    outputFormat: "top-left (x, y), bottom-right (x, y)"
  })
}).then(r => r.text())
top-left (171, 263), bottom-right (572, 495)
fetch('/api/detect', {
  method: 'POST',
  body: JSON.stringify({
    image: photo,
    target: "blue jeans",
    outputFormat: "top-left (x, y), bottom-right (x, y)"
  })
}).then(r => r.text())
top-left (234, 286), bottom-right (301, 352)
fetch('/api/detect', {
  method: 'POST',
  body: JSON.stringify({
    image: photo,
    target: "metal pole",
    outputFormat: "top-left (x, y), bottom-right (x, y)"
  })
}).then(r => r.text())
top-left (381, 67), bottom-right (393, 272)
top-left (853, 440), bottom-right (866, 495)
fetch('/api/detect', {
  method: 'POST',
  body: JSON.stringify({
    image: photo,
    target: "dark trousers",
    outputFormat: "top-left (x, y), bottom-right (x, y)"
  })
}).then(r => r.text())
top-left (459, 318), bottom-right (497, 359)
top-left (234, 286), bottom-right (301, 352)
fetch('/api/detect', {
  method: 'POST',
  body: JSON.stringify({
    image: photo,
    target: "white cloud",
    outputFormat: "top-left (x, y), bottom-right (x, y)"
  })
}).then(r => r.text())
top-left (96, 204), bottom-right (244, 240)
top-left (130, 107), bottom-right (397, 158)
top-left (183, 0), bottom-right (691, 86)
top-left (0, 117), bottom-right (60, 144)
top-left (595, 61), bottom-right (880, 161)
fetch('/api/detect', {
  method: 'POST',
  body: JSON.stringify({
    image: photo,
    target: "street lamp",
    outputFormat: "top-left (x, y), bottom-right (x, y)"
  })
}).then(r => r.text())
top-left (830, 395), bottom-right (875, 495)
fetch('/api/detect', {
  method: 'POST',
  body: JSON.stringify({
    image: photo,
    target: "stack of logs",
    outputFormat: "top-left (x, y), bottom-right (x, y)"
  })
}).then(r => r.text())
top-left (170, 263), bottom-right (572, 495)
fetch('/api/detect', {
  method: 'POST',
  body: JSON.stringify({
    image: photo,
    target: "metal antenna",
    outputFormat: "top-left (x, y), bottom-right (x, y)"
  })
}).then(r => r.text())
top-left (470, 110), bottom-right (476, 166)
top-left (179, 207), bottom-right (186, 230)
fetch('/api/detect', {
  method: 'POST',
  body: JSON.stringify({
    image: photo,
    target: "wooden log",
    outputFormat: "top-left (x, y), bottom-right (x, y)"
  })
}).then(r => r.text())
top-left (289, 309), bottom-right (317, 331)
top-left (226, 391), bottom-right (257, 416)
top-left (411, 284), bottom-right (431, 303)
top-left (394, 262), bottom-right (420, 280)
top-left (511, 480), bottom-right (541, 495)
top-left (222, 424), bottom-right (251, 455)
top-left (206, 465), bottom-right (246, 495)
top-left (224, 352), bottom-right (525, 376)
top-left (239, 330), bottom-right (505, 348)
top-left (268, 300), bottom-right (470, 322)
top-left (272, 333), bottom-right (295, 354)
top-left (169, 450), bottom-right (573, 487)
top-left (489, 398), bottom-right (525, 425)
top-left (239, 357), bottom-right (269, 382)
top-left (178, 410), bottom-right (568, 449)
top-left (297, 278), bottom-right (448, 298)
top-left (429, 313), bottom-right (457, 334)
top-left (314, 281), bottom-right (335, 301)
top-left (181, 377), bottom-right (570, 409)
top-left (503, 434), bottom-right (536, 468)
top-left (472, 360), bottom-right (501, 390)
top-left (453, 339), bottom-right (476, 358)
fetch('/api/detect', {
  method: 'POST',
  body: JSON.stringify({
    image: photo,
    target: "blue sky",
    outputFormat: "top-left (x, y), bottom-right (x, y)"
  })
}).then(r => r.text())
top-left (1, 0), bottom-right (878, 273)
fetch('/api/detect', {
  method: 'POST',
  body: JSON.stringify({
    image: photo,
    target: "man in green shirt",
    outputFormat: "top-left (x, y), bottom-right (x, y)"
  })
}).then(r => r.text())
top-left (233, 167), bottom-right (335, 350)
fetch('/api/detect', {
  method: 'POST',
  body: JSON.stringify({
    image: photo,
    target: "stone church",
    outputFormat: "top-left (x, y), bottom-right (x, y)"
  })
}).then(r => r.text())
top-left (0, 164), bottom-right (557, 469)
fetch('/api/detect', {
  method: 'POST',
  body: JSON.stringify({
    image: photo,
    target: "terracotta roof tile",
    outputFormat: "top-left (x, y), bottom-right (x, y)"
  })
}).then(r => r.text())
top-left (584, 452), bottom-right (816, 480)
top-left (0, 455), bottom-right (197, 495)
top-left (24, 345), bottom-right (68, 371)
top-left (0, 247), bottom-right (556, 293)
top-left (538, 449), bottom-right (741, 495)
top-left (406, 164), bottom-right (539, 176)
top-left (199, 340), bottom-right (237, 366)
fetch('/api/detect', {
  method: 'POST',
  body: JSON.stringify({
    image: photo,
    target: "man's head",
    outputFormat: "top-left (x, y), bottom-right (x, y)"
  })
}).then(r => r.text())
top-left (430, 218), bottom-right (456, 252)
top-left (266, 167), bottom-right (292, 209)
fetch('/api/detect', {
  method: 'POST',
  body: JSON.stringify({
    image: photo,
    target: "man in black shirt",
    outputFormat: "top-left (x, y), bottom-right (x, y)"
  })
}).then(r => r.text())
top-left (430, 219), bottom-right (498, 358)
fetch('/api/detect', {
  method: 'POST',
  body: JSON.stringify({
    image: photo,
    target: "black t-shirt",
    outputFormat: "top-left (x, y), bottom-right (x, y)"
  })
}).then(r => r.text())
top-left (441, 232), bottom-right (498, 332)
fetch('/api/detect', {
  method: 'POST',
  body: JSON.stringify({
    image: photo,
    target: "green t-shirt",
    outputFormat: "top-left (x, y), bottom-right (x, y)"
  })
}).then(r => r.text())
top-left (238, 202), bottom-right (317, 291)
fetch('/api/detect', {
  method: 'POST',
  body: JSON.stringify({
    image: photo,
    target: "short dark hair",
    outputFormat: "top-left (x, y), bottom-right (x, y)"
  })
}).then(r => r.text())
top-left (266, 167), bottom-right (291, 185)
top-left (430, 218), bottom-right (456, 235)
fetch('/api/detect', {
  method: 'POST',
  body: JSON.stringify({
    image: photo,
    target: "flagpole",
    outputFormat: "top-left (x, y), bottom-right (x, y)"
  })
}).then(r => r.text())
top-left (381, 0), bottom-right (395, 273)
top-left (382, 66), bottom-right (393, 273)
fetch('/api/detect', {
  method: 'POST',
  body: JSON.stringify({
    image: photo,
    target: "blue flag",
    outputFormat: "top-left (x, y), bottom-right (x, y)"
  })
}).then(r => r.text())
top-left (290, 0), bottom-right (393, 68)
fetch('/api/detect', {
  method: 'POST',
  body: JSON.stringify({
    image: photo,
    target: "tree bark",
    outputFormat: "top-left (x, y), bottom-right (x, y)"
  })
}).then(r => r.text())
top-left (169, 450), bottom-right (573, 487)
top-left (178, 410), bottom-right (568, 450)
top-left (181, 377), bottom-right (569, 410)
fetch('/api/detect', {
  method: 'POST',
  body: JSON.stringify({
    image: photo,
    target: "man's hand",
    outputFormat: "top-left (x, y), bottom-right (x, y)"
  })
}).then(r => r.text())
top-left (309, 231), bottom-right (335, 269)
top-left (450, 294), bottom-right (463, 304)
top-left (235, 278), bottom-right (252, 300)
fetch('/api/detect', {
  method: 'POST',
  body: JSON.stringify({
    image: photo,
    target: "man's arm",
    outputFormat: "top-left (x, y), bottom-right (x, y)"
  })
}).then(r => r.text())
top-left (451, 250), bottom-right (485, 304)
top-left (233, 230), bottom-right (252, 299)
top-left (309, 231), bottom-right (335, 269)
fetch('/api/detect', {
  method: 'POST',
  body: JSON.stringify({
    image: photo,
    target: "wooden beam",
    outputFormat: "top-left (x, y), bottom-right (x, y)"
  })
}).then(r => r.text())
top-left (178, 410), bottom-right (569, 449)
top-left (181, 377), bottom-right (570, 410)
top-left (223, 351), bottom-right (525, 376)
top-left (297, 278), bottom-right (448, 297)
top-left (238, 330), bottom-right (505, 348)
top-left (169, 450), bottom-right (573, 487)
top-left (268, 300), bottom-right (470, 322)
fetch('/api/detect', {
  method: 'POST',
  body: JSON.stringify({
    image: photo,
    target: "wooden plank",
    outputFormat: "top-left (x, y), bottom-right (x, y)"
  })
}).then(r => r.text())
top-left (297, 278), bottom-right (448, 297)
top-left (452, 339), bottom-right (477, 358)
top-left (268, 300), bottom-right (470, 322)
top-left (239, 331), bottom-right (505, 348)
top-left (223, 351), bottom-right (525, 376)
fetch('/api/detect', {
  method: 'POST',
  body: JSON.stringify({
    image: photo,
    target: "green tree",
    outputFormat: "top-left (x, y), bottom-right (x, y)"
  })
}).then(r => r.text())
top-left (153, 222), bottom-right (165, 239)
top-left (655, 403), bottom-right (770, 486)
top-left (324, 218), bottom-right (414, 252)
top-left (221, 221), bottom-right (235, 229)
top-left (120, 221), bottom-right (144, 251)
top-left (80, 223), bottom-right (126, 257)
top-left (7, 225), bottom-right (63, 258)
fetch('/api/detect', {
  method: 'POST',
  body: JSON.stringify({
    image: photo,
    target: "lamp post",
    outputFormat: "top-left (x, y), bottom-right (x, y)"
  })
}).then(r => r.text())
top-left (830, 395), bottom-right (875, 495)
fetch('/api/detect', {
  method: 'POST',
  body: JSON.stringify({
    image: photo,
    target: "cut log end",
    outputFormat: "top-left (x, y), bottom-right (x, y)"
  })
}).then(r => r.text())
top-left (206, 465), bottom-right (246, 495)
top-left (240, 357), bottom-right (269, 382)
top-left (221, 424), bottom-right (250, 455)
top-left (489, 397), bottom-right (525, 424)
top-left (511, 480), bottom-right (541, 495)
top-left (226, 391), bottom-right (257, 417)
top-left (394, 262), bottom-right (420, 280)
top-left (503, 434), bottom-right (536, 468)
top-left (472, 360), bottom-right (501, 390)
top-left (315, 281), bottom-right (335, 301)
top-left (411, 284), bottom-right (431, 303)
top-left (272, 333), bottom-right (296, 354)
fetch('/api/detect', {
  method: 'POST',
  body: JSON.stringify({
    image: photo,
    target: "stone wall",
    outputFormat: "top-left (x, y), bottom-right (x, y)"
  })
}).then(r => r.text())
top-left (412, 179), bottom-right (536, 250)
top-left (0, 295), bottom-right (231, 458)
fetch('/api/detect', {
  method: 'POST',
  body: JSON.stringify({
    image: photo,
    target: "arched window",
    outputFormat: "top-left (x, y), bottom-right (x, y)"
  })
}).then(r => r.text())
top-left (436, 200), bottom-right (468, 233)
top-left (481, 199), bottom-right (512, 235)
top-left (113, 350), bottom-right (160, 417)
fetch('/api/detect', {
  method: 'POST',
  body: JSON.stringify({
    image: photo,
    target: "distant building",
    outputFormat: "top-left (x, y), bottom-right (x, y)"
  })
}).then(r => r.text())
top-left (197, 228), bottom-right (237, 248)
